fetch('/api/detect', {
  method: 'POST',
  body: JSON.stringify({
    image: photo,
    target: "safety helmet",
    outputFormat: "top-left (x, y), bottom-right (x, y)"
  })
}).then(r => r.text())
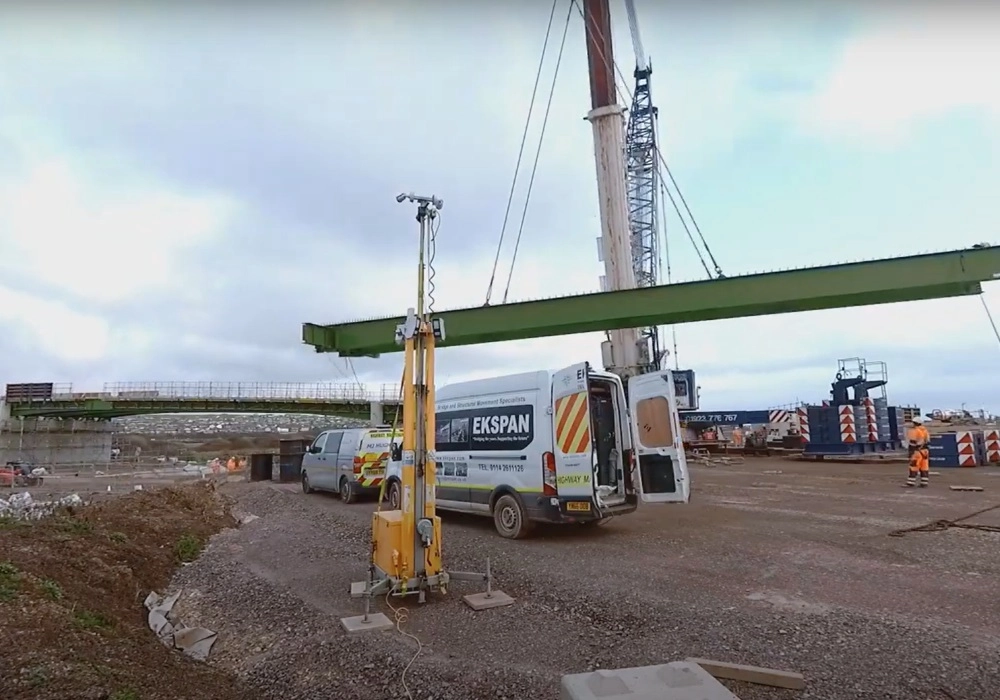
top-left (911, 417), bottom-right (923, 425)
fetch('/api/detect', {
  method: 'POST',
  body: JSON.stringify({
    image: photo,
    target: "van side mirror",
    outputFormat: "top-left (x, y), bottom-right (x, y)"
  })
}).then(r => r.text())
top-left (307, 444), bottom-right (320, 454)
top-left (390, 443), bottom-right (402, 461)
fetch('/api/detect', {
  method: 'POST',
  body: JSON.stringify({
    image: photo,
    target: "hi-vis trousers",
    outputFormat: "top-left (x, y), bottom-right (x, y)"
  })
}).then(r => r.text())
top-left (908, 446), bottom-right (929, 487)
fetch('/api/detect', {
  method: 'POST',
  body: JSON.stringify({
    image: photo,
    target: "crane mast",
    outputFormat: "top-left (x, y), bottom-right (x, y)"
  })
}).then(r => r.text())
top-left (583, 0), bottom-right (646, 379)
top-left (623, 0), bottom-right (660, 372)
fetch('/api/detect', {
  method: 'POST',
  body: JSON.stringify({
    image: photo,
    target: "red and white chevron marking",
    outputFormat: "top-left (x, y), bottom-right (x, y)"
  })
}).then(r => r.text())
top-left (985, 429), bottom-right (1000, 464)
top-left (796, 406), bottom-right (810, 443)
top-left (955, 431), bottom-right (979, 467)
top-left (768, 409), bottom-right (790, 425)
top-left (862, 397), bottom-right (878, 442)
top-left (838, 405), bottom-right (856, 444)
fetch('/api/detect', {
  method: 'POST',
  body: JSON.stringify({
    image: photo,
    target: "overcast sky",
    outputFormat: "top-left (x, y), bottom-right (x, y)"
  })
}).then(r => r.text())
top-left (1, 1), bottom-right (998, 414)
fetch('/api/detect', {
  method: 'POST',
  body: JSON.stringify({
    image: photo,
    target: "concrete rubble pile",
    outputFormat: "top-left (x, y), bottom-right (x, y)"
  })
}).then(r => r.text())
top-left (144, 589), bottom-right (219, 661)
top-left (0, 491), bottom-right (84, 520)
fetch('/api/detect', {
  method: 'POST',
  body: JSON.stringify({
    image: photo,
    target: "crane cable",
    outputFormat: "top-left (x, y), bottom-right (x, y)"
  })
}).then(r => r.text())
top-left (655, 136), bottom-right (680, 368)
top-left (572, 0), bottom-right (724, 279)
top-left (484, 0), bottom-right (560, 306)
top-left (501, 0), bottom-right (574, 304)
top-left (980, 293), bottom-right (1000, 350)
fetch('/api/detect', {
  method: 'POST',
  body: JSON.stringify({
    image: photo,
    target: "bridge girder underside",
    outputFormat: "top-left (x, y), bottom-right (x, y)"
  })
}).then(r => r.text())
top-left (302, 247), bottom-right (1000, 357)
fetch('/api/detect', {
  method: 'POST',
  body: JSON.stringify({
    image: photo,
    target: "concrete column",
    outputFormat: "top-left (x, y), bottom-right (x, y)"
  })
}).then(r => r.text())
top-left (0, 400), bottom-right (9, 420)
top-left (369, 401), bottom-right (384, 426)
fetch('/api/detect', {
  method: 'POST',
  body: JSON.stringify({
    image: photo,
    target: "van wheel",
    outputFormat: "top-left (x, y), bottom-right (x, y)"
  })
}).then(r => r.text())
top-left (493, 494), bottom-right (533, 539)
top-left (387, 481), bottom-right (402, 510)
top-left (302, 472), bottom-right (313, 494)
top-left (340, 477), bottom-right (358, 504)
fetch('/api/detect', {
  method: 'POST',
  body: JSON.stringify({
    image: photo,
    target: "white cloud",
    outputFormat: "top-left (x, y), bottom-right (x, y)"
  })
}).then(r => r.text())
top-left (800, 6), bottom-right (1000, 142)
top-left (0, 138), bottom-right (238, 304)
top-left (0, 284), bottom-right (109, 362)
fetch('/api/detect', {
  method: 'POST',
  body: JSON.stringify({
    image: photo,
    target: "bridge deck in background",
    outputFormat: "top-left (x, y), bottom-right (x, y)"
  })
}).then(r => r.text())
top-left (3, 382), bottom-right (400, 419)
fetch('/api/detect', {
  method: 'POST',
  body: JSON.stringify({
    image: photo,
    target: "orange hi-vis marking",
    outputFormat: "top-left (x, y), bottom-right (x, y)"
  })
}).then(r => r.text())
top-left (555, 391), bottom-right (591, 454)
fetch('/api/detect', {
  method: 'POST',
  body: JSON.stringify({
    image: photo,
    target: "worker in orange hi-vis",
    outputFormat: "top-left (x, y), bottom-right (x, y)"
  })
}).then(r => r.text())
top-left (731, 426), bottom-right (744, 448)
top-left (906, 417), bottom-right (931, 487)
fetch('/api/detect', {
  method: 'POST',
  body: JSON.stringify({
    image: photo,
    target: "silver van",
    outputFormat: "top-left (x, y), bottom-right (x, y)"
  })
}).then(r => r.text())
top-left (300, 427), bottom-right (394, 503)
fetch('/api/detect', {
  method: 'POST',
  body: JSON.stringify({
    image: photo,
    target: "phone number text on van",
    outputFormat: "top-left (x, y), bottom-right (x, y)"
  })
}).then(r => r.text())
top-left (478, 463), bottom-right (525, 473)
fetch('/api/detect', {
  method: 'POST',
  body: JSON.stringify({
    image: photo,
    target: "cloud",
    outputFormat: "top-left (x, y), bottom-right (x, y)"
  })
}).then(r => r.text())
top-left (798, 5), bottom-right (1000, 143)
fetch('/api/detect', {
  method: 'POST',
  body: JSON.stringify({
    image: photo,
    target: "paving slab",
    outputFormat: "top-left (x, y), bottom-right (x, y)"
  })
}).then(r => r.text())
top-left (561, 661), bottom-right (739, 700)
top-left (340, 612), bottom-right (394, 634)
top-left (462, 590), bottom-right (515, 610)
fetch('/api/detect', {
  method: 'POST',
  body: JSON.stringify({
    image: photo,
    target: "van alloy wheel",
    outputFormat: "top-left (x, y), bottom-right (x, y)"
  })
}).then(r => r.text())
top-left (387, 481), bottom-right (401, 510)
top-left (302, 472), bottom-right (313, 494)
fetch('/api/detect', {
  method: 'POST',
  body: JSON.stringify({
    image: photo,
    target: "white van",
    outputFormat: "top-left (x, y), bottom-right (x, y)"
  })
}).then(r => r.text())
top-left (383, 362), bottom-right (690, 538)
top-left (301, 427), bottom-right (397, 503)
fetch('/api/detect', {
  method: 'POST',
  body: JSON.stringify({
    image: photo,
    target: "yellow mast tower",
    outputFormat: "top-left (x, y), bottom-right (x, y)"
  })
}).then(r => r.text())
top-left (340, 192), bottom-right (513, 634)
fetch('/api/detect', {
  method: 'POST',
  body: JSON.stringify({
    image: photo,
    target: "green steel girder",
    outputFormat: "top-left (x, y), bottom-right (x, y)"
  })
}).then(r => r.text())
top-left (7, 398), bottom-right (398, 420)
top-left (303, 246), bottom-right (1000, 356)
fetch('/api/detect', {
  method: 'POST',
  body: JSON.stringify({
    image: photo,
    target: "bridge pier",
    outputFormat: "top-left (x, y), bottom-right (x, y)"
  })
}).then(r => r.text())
top-left (369, 401), bottom-right (384, 426)
top-left (0, 418), bottom-right (113, 467)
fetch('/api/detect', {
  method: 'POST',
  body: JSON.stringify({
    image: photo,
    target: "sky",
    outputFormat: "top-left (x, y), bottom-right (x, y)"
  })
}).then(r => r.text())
top-left (0, 0), bottom-right (998, 414)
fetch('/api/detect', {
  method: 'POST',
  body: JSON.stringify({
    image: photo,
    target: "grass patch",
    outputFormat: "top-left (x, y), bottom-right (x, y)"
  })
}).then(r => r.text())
top-left (0, 561), bottom-right (20, 602)
top-left (0, 515), bottom-right (27, 530)
top-left (41, 578), bottom-right (63, 601)
top-left (108, 531), bottom-right (128, 544)
top-left (110, 688), bottom-right (140, 700)
top-left (74, 609), bottom-right (113, 631)
top-left (26, 665), bottom-right (50, 688)
top-left (57, 516), bottom-right (93, 535)
top-left (175, 534), bottom-right (202, 563)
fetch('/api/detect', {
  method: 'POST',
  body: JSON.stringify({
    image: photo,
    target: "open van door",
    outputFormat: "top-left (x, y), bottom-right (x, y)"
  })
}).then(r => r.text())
top-left (551, 363), bottom-right (596, 507)
top-left (627, 371), bottom-right (690, 503)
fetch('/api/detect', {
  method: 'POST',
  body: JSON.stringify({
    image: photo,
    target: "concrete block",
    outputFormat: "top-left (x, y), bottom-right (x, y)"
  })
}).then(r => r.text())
top-left (462, 590), bottom-right (515, 610)
top-left (369, 401), bottom-right (384, 426)
top-left (687, 657), bottom-right (805, 690)
top-left (561, 661), bottom-right (738, 700)
top-left (340, 613), bottom-right (394, 634)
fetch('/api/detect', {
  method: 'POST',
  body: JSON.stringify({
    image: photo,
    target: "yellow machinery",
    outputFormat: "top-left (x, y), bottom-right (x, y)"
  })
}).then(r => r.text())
top-left (341, 193), bottom-right (511, 634)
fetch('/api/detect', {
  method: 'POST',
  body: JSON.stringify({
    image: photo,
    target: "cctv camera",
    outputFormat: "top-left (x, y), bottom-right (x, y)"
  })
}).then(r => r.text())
top-left (395, 193), bottom-right (408, 203)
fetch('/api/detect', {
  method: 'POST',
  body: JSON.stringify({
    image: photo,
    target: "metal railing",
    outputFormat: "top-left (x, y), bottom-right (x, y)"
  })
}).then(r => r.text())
top-left (7, 382), bottom-right (402, 403)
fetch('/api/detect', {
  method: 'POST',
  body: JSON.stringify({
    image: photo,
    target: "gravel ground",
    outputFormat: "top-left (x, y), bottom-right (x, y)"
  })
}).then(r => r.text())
top-left (169, 460), bottom-right (1000, 699)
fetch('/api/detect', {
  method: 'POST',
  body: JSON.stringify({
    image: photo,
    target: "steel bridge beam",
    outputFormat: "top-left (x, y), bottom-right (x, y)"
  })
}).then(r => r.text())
top-left (302, 247), bottom-right (1000, 357)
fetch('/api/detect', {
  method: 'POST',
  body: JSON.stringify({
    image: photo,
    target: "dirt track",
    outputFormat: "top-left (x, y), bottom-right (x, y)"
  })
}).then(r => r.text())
top-left (163, 460), bottom-right (1000, 699)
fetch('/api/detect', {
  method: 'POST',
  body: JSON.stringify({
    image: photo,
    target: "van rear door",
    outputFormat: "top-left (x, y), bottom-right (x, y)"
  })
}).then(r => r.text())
top-left (627, 371), bottom-right (690, 503)
top-left (551, 363), bottom-right (596, 511)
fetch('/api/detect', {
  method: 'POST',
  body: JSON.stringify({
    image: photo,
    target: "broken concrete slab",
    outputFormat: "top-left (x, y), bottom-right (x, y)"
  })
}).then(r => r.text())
top-left (340, 612), bottom-right (394, 634)
top-left (687, 657), bottom-right (805, 690)
top-left (143, 589), bottom-right (219, 660)
top-left (463, 591), bottom-right (515, 611)
top-left (147, 609), bottom-right (174, 638)
top-left (561, 661), bottom-right (739, 700)
top-left (173, 626), bottom-right (219, 661)
top-left (949, 485), bottom-right (984, 492)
